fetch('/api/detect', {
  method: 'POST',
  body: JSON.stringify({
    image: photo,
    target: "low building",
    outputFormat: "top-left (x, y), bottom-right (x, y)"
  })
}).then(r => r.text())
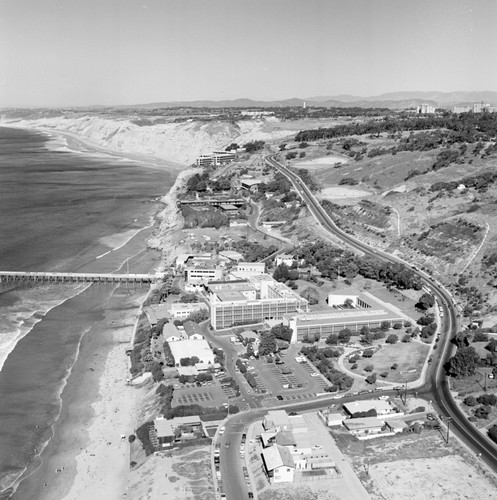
top-left (264, 410), bottom-right (291, 432)
top-left (229, 218), bottom-right (249, 228)
top-left (318, 409), bottom-right (344, 427)
top-left (275, 254), bottom-right (295, 267)
top-left (343, 417), bottom-right (385, 438)
top-left (236, 262), bottom-right (266, 278)
top-left (261, 445), bottom-right (295, 483)
top-left (386, 419), bottom-right (406, 434)
top-left (167, 338), bottom-right (216, 366)
top-left (218, 250), bottom-right (244, 262)
top-left (195, 151), bottom-right (235, 166)
top-left (343, 400), bottom-right (393, 417)
top-left (163, 322), bottom-right (185, 341)
top-left (218, 203), bottom-right (239, 215)
top-left (240, 178), bottom-right (262, 192)
top-left (145, 304), bottom-right (171, 326)
top-left (154, 415), bottom-right (206, 448)
top-left (168, 302), bottom-right (208, 319)
top-left (284, 290), bottom-right (406, 343)
top-left (185, 263), bottom-right (223, 284)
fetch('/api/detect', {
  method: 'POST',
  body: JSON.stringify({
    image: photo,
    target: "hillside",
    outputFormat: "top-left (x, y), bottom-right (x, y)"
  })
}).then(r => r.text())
top-left (0, 114), bottom-right (297, 165)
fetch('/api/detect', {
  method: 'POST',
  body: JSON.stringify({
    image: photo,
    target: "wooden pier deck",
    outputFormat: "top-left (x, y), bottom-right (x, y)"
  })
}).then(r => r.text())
top-left (0, 271), bottom-right (162, 284)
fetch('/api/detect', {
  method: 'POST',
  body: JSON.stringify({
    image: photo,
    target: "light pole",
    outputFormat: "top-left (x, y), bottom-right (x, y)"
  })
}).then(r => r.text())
top-left (441, 416), bottom-right (453, 443)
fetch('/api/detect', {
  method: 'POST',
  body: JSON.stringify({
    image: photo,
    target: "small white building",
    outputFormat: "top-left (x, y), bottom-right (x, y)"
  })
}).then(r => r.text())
top-left (236, 262), bottom-right (266, 278)
top-left (343, 417), bottom-right (385, 439)
top-left (168, 302), bottom-right (208, 319)
top-left (264, 410), bottom-right (291, 432)
top-left (275, 254), bottom-right (295, 267)
top-left (343, 400), bottom-right (393, 417)
top-left (229, 219), bottom-right (249, 228)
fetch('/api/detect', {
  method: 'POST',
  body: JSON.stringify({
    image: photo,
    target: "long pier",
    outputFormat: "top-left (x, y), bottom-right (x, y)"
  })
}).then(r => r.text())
top-left (0, 271), bottom-right (163, 284)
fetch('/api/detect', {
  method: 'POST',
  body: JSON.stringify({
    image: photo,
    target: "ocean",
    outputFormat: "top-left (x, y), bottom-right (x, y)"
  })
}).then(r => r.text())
top-left (0, 126), bottom-right (180, 497)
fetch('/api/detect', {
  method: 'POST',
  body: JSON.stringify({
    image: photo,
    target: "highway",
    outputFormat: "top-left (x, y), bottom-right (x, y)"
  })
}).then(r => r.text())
top-left (218, 154), bottom-right (497, 499)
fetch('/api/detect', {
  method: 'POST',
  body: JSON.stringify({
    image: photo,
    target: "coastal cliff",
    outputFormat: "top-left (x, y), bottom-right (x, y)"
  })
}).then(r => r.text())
top-left (0, 115), bottom-right (294, 164)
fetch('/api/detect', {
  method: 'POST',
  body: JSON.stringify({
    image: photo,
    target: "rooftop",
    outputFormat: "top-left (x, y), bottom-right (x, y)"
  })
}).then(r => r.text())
top-left (343, 400), bottom-right (392, 415)
top-left (262, 445), bottom-right (295, 471)
top-left (154, 415), bottom-right (202, 438)
top-left (343, 417), bottom-right (384, 430)
top-left (285, 308), bottom-right (403, 326)
top-left (216, 290), bottom-right (247, 302)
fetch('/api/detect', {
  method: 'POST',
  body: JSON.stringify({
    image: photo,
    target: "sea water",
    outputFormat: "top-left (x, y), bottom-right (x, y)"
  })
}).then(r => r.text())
top-left (0, 126), bottom-right (179, 496)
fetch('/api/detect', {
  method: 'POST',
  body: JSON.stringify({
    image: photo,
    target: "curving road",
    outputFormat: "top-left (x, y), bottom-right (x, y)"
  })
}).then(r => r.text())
top-left (218, 155), bottom-right (497, 499)
top-left (265, 154), bottom-right (497, 469)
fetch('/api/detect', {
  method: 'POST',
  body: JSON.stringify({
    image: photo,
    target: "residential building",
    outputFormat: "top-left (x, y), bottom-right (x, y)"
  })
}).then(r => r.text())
top-left (208, 275), bottom-right (308, 330)
top-left (154, 415), bottom-right (206, 448)
top-left (343, 417), bottom-right (385, 438)
top-left (261, 445), bottom-right (295, 483)
top-left (163, 322), bottom-right (185, 341)
top-left (386, 420), bottom-right (406, 434)
top-left (343, 400), bottom-right (395, 417)
top-left (145, 304), bottom-right (171, 326)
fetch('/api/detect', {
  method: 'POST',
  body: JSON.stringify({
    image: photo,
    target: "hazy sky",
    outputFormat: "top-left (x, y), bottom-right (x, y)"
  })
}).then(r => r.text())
top-left (1, 0), bottom-right (496, 107)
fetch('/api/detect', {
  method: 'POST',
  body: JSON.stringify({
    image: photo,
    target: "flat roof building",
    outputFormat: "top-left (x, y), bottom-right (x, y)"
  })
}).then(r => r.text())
top-left (209, 275), bottom-right (308, 330)
top-left (168, 302), bottom-right (208, 319)
top-left (283, 290), bottom-right (405, 343)
top-left (343, 400), bottom-right (393, 417)
top-left (343, 417), bottom-right (385, 438)
top-left (167, 338), bottom-right (215, 366)
top-left (154, 415), bottom-right (205, 448)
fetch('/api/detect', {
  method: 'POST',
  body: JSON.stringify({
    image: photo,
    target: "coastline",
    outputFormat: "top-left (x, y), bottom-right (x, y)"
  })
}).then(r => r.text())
top-left (2, 126), bottom-right (192, 499)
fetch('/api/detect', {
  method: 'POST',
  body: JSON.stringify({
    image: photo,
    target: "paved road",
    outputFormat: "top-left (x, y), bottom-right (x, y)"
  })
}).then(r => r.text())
top-left (266, 154), bottom-right (497, 469)
top-left (217, 154), bottom-right (497, 498)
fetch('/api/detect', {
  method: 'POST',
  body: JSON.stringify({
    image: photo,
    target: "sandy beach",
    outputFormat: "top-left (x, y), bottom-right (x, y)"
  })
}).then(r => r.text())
top-left (5, 129), bottom-right (190, 500)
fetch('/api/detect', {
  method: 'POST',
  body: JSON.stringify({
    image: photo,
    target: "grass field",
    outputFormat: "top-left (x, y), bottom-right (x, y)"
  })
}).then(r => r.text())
top-left (351, 341), bottom-right (430, 383)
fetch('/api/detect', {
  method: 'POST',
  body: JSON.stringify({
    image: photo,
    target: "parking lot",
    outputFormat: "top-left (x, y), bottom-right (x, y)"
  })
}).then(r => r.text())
top-left (172, 383), bottom-right (235, 408)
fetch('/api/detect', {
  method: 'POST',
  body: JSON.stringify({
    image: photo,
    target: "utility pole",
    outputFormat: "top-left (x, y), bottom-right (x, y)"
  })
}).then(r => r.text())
top-left (441, 416), bottom-right (453, 443)
top-left (402, 380), bottom-right (408, 405)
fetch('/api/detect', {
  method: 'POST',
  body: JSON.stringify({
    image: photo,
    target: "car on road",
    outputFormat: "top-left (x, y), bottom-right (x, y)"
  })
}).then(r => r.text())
top-left (276, 395), bottom-right (284, 400)
top-left (248, 493), bottom-right (254, 499)
top-left (378, 395), bottom-right (389, 400)
top-left (219, 426), bottom-right (225, 435)
top-left (311, 373), bottom-right (319, 377)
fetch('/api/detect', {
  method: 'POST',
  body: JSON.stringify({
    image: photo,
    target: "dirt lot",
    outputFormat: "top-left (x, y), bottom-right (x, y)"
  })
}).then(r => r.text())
top-left (332, 429), bottom-right (497, 500)
top-left (127, 445), bottom-right (214, 500)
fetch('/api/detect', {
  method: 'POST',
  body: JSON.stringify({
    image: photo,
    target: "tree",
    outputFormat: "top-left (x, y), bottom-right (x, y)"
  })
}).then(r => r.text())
top-left (453, 332), bottom-right (470, 348)
top-left (380, 321), bottom-right (391, 331)
top-left (259, 332), bottom-right (277, 356)
top-left (180, 293), bottom-right (198, 303)
top-left (445, 346), bottom-right (481, 377)
top-left (402, 334), bottom-right (412, 343)
top-left (417, 315), bottom-right (434, 326)
top-left (326, 333), bottom-right (339, 345)
top-left (391, 363), bottom-right (398, 370)
top-left (301, 287), bottom-right (320, 305)
top-left (343, 298), bottom-right (354, 308)
top-left (338, 328), bottom-right (352, 343)
top-left (488, 425), bottom-right (497, 444)
top-left (273, 264), bottom-right (290, 282)
top-left (270, 324), bottom-right (293, 342)
top-left (463, 395), bottom-right (477, 406)
top-left (386, 334), bottom-right (399, 344)
top-left (416, 293), bottom-right (435, 310)
top-left (364, 364), bottom-right (374, 372)
top-left (477, 393), bottom-right (497, 406)
top-left (392, 322), bottom-right (403, 330)
top-left (366, 373), bottom-right (377, 384)
top-left (362, 349), bottom-right (374, 358)
top-left (475, 406), bottom-right (491, 419)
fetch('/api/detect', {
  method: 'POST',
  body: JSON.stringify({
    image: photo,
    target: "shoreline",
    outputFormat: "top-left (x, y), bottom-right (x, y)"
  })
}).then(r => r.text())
top-left (2, 126), bottom-right (190, 499)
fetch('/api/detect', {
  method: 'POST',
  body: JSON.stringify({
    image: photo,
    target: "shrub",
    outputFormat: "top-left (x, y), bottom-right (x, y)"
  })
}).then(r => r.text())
top-left (489, 425), bottom-right (497, 444)
top-left (128, 435), bottom-right (136, 443)
top-left (475, 406), bottom-right (491, 419)
top-left (364, 364), bottom-right (374, 372)
top-left (393, 323), bottom-right (403, 330)
top-left (386, 334), bottom-right (399, 344)
top-left (349, 355), bottom-right (359, 363)
top-left (362, 349), bottom-right (374, 358)
top-left (366, 373), bottom-right (377, 384)
top-left (477, 393), bottom-right (497, 406)
top-left (351, 364), bottom-right (358, 370)
top-left (380, 372), bottom-right (388, 378)
top-left (391, 363), bottom-right (398, 370)
top-left (136, 421), bottom-right (155, 455)
top-left (463, 395), bottom-right (477, 407)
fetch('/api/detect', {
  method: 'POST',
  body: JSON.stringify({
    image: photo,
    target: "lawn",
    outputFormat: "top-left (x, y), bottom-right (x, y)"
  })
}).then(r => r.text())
top-left (351, 341), bottom-right (430, 383)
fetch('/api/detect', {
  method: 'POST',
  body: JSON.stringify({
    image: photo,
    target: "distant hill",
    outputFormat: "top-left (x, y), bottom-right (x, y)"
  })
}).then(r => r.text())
top-left (127, 91), bottom-right (497, 110)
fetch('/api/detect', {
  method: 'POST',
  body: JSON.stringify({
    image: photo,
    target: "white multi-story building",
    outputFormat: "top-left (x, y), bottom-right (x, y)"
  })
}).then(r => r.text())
top-left (415, 103), bottom-right (436, 114)
top-left (208, 275), bottom-right (308, 330)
